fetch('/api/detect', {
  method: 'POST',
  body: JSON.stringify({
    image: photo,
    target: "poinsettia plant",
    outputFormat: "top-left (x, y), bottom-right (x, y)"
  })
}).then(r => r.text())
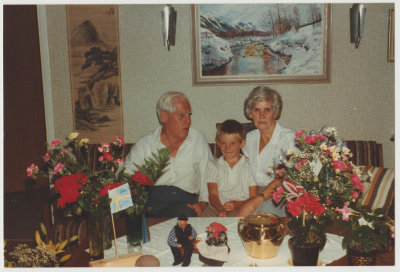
top-left (27, 133), bottom-right (126, 220)
top-left (271, 127), bottom-right (365, 247)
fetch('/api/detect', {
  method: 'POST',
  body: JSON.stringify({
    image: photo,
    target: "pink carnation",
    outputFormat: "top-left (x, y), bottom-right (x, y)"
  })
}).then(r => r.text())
top-left (26, 164), bottom-right (39, 177)
top-left (350, 174), bottom-right (364, 192)
top-left (332, 160), bottom-right (346, 173)
top-left (44, 152), bottom-right (51, 162)
top-left (351, 190), bottom-right (359, 200)
top-left (53, 163), bottom-right (64, 174)
top-left (295, 130), bottom-right (305, 141)
top-left (272, 186), bottom-right (284, 203)
top-left (50, 139), bottom-right (62, 148)
top-left (115, 159), bottom-right (123, 167)
top-left (98, 142), bottom-right (110, 153)
top-left (113, 136), bottom-right (124, 147)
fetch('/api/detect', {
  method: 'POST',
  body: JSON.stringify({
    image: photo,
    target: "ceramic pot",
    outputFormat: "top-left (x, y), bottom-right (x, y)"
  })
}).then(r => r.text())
top-left (238, 213), bottom-right (285, 259)
top-left (347, 248), bottom-right (377, 266)
top-left (288, 237), bottom-right (320, 266)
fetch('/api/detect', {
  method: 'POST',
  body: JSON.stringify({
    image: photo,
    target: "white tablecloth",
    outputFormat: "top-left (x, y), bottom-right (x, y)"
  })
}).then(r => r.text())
top-left (104, 217), bottom-right (346, 267)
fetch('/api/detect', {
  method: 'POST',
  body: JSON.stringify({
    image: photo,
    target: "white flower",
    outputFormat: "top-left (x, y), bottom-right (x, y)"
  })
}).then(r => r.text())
top-left (358, 217), bottom-right (374, 229)
top-left (332, 152), bottom-right (340, 160)
top-left (68, 132), bottom-right (79, 140)
top-left (325, 127), bottom-right (338, 136)
top-left (342, 146), bottom-right (350, 155)
top-left (320, 143), bottom-right (328, 151)
top-left (329, 146), bottom-right (337, 154)
top-left (286, 149), bottom-right (294, 155)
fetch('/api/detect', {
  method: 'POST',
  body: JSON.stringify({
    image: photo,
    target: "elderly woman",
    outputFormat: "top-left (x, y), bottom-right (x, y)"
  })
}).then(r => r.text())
top-left (236, 86), bottom-right (297, 217)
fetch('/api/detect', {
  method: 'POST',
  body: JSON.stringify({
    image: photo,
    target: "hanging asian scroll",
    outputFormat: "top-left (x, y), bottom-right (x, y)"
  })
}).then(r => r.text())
top-left (66, 5), bottom-right (123, 143)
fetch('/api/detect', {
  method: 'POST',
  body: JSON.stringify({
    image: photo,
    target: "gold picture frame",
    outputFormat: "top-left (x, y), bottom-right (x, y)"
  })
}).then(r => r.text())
top-left (191, 4), bottom-right (332, 85)
top-left (388, 8), bottom-right (394, 62)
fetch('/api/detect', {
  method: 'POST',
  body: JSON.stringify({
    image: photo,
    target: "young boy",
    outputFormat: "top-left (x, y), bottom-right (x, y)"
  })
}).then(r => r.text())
top-left (201, 119), bottom-right (258, 217)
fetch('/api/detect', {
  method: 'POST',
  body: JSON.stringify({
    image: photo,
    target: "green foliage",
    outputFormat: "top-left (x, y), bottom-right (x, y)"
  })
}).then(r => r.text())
top-left (288, 214), bottom-right (331, 247)
top-left (118, 148), bottom-right (170, 216)
top-left (133, 147), bottom-right (170, 183)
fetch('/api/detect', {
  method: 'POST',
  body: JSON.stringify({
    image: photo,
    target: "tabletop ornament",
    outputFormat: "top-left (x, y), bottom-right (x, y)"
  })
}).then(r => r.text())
top-left (167, 214), bottom-right (197, 267)
top-left (271, 127), bottom-right (366, 266)
top-left (238, 213), bottom-right (285, 259)
top-left (197, 222), bottom-right (230, 266)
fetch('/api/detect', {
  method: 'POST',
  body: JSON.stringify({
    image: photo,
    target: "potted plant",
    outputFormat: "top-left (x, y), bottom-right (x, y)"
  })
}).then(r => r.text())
top-left (335, 203), bottom-right (394, 265)
top-left (272, 127), bottom-right (364, 266)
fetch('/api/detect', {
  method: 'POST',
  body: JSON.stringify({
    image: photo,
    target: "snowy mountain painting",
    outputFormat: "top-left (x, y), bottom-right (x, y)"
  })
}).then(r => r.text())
top-left (192, 4), bottom-right (331, 84)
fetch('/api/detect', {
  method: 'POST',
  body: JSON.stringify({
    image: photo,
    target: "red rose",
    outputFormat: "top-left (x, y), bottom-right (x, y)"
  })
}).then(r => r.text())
top-left (99, 182), bottom-right (124, 197)
top-left (103, 152), bottom-right (113, 162)
top-left (131, 171), bottom-right (152, 186)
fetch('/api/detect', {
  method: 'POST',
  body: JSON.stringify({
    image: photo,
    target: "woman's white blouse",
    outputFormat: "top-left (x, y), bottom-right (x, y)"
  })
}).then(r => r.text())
top-left (243, 122), bottom-right (297, 187)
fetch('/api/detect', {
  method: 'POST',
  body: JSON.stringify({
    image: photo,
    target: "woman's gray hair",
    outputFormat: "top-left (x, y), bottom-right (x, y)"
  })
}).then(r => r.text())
top-left (244, 86), bottom-right (283, 120)
top-left (156, 91), bottom-right (189, 125)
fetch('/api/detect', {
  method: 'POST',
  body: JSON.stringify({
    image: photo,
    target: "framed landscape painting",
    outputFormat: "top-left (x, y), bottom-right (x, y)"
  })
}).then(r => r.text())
top-left (191, 4), bottom-right (331, 85)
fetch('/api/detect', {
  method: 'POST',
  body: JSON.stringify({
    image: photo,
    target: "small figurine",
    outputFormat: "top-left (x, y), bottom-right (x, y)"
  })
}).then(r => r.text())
top-left (167, 214), bottom-right (197, 266)
top-left (197, 222), bottom-right (230, 266)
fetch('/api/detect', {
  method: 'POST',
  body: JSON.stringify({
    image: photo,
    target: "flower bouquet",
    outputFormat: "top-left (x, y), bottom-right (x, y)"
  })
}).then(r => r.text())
top-left (271, 127), bottom-right (365, 265)
top-left (27, 133), bottom-right (127, 260)
top-left (116, 148), bottom-right (170, 251)
top-left (27, 132), bottom-right (170, 258)
top-left (27, 133), bottom-right (125, 220)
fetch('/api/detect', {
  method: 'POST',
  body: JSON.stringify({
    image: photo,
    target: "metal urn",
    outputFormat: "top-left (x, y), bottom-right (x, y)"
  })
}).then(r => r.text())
top-left (238, 213), bottom-right (286, 259)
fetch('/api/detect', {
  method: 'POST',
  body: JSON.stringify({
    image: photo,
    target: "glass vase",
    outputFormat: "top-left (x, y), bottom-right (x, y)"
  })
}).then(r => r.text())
top-left (103, 212), bottom-right (113, 250)
top-left (87, 217), bottom-right (104, 261)
top-left (126, 213), bottom-right (143, 252)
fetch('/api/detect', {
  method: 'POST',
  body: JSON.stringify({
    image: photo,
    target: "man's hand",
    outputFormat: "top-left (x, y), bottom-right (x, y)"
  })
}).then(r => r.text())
top-left (236, 197), bottom-right (263, 217)
top-left (187, 202), bottom-right (208, 216)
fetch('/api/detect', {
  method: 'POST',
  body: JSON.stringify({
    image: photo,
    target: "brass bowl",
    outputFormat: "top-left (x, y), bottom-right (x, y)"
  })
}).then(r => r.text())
top-left (238, 213), bottom-right (286, 259)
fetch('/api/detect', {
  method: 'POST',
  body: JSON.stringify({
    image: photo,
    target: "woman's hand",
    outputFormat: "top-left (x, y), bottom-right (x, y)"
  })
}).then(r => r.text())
top-left (223, 201), bottom-right (235, 211)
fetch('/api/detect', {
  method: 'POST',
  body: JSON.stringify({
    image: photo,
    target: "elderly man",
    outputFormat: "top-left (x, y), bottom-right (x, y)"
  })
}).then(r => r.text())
top-left (119, 91), bottom-right (212, 217)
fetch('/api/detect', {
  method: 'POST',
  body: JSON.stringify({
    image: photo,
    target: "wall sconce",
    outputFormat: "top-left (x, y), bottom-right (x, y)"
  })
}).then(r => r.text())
top-left (350, 4), bottom-right (366, 48)
top-left (161, 4), bottom-right (177, 51)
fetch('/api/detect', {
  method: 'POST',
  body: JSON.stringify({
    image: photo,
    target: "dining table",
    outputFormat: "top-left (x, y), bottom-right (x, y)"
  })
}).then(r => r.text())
top-left (64, 216), bottom-right (395, 267)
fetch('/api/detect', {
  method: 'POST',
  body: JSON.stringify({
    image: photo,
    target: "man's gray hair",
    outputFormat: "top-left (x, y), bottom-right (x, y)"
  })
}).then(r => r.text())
top-left (156, 91), bottom-right (189, 125)
top-left (244, 86), bottom-right (283, 120)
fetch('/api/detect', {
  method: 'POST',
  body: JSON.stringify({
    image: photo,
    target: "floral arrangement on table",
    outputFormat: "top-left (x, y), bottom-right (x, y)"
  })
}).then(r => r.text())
top-left (26, 133), bottom-right (126, 220)
top-left (26, 132), bottom-right (170, 259)
top-left (271, 127), bottom-right (365, 249)
top-left (4, 223), bottom-right (76, 267)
